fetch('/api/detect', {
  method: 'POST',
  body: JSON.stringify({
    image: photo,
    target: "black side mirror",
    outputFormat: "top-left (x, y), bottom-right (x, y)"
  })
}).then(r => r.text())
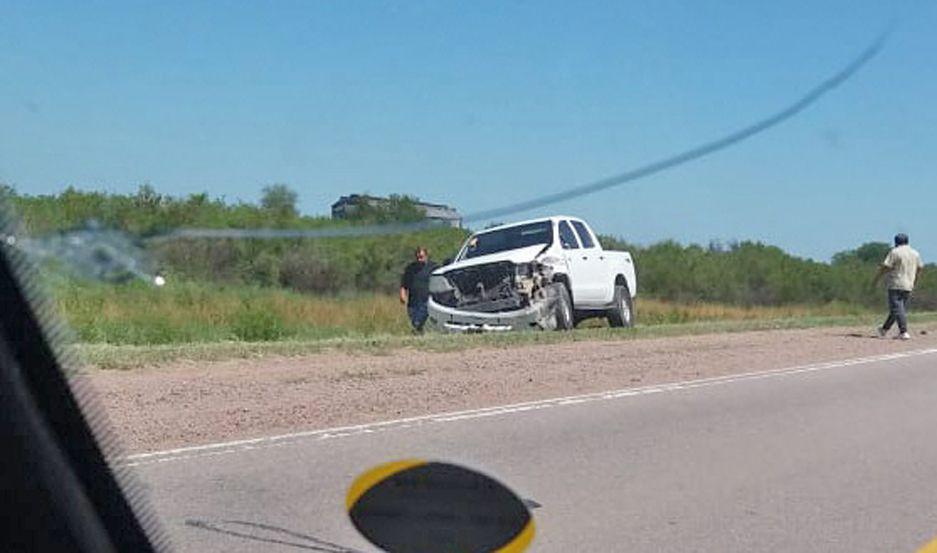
top-left (443, 258), bottom-right (453, 265)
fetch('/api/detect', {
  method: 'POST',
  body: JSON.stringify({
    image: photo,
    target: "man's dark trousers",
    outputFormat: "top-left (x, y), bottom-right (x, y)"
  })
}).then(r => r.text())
top-left (408, 302), bottom-right (429, 332)
top-left (883, 289), bottom-right (911, 334)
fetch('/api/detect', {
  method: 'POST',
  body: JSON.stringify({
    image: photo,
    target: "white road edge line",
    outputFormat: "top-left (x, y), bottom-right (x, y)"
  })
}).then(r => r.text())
top-left (121, 347), bottom-right (937, 468)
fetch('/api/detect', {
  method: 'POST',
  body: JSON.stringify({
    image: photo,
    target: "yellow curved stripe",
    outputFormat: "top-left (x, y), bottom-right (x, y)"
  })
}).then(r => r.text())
top-left (495, 519), bottom-right (535, 553)
top-left (346, 459), bottom-right (426, 511)
top-left (918, 536), bottom-right (937, 553)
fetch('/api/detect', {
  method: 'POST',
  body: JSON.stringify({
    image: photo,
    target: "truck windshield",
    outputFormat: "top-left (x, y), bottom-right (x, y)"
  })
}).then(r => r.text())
top-left (460, 221), bottom-right (553, 260)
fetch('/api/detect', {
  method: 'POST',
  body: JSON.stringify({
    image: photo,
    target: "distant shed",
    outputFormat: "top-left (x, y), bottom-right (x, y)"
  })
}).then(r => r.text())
top-left (330, 194), bottom-right (462, 227)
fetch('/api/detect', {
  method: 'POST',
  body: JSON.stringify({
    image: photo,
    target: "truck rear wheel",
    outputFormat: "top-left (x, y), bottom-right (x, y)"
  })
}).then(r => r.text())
top-left (607, 284), bottom-right (634, 328)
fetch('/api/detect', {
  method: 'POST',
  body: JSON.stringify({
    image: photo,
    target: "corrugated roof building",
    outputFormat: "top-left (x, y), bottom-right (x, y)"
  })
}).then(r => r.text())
top-left (331, 194), bottom-right (462, 227)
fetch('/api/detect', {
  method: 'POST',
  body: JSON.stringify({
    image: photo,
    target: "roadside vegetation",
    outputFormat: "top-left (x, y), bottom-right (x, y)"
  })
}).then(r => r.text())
top-left (7, 184), bottom-right (936, 356)
top-left (73, 313), bottom-right (937, 370)
top-left (51, 278), bottom-right (876, 346)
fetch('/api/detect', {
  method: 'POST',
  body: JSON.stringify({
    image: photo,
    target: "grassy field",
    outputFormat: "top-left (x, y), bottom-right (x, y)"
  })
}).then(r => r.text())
top-left (42, 278), bottom-right (934, 370)
top-left (51, 279), bottom-right (876, 346)
top-left (71, 312), bottom-right (937, 371)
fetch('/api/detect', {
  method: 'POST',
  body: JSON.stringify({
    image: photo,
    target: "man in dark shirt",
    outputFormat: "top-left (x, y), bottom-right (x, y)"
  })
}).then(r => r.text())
top-left (400, 246), bottom-right (437, 333)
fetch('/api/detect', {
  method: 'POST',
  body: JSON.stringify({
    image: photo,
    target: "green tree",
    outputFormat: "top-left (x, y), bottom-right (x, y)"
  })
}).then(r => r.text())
top-left (832, 242), bottom-right (890, 265)
top-left (346, 194), bottom-right (425, 223)
top-left (133, 184), bottom-right (162, 209)
top-left (260, 184), bottom-right (298, 219)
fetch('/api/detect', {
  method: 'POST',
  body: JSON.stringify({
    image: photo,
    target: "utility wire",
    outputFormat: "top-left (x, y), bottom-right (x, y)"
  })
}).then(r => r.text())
top-left (462, 32), bottom-right (888, 223)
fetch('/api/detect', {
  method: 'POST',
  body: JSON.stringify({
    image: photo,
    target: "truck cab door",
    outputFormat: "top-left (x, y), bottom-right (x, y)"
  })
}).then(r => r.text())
top-left (570, 219), bottom-right (615, 305)
top-left (557, 220), bottom-right (602, 305)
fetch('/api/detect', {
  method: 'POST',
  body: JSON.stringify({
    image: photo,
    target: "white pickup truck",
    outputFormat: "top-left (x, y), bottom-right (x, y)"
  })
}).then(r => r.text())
top-left (427, 216), bottom-right (637, 332)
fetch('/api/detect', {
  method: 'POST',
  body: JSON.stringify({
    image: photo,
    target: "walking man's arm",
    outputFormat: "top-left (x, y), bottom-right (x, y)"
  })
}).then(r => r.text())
top-left (872, 264), bottom-right (888, 287)
top-left (874, 248), bottom-right (896, 287)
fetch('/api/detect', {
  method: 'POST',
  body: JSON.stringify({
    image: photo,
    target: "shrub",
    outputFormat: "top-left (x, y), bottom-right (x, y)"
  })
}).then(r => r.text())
top-left (230, 307), bottom-right (289, 342)
top-left (278, 250), bottom-right (346, 294)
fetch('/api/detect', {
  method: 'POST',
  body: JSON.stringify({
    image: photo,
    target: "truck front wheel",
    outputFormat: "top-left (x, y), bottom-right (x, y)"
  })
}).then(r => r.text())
top-left (551, 283), bottom-right (574, 331)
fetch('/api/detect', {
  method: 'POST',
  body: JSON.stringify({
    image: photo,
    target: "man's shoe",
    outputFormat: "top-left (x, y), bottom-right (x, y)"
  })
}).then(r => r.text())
top-left (876, 327), bottom-right (887, 338)
top-left (897, 332), bottom-right (911, 341)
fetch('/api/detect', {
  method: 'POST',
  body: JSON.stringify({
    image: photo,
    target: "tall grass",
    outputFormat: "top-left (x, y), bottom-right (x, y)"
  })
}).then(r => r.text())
top-left (50, 278), bottom-right (875, 346)
top-left (53, 280), bottom-right (408, 344)
top-left (633, 298), bottom-right (869, 325)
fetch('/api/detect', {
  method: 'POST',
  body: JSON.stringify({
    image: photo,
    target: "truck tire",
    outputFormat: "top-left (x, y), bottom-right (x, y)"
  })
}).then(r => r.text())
top-left (606, 284), bottom-right (634, 328)
top-left (551, 283), bottom-right (574, 331)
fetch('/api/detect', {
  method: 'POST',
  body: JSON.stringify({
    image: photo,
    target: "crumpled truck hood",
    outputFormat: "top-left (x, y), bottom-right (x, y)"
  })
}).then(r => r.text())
top-left (433, 244), bottom-right (547, 274)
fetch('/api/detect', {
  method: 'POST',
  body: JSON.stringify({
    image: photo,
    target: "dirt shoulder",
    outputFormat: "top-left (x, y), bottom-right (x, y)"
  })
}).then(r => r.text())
top-left (86, 323), bottom-right (937, 454)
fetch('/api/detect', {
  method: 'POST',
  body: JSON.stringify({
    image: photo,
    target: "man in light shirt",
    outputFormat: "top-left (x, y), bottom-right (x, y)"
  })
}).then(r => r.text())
top-left (873, 233), bottom-right (924, 340)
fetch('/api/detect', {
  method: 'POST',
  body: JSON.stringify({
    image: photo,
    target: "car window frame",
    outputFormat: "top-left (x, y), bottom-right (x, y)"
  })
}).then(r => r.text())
top-left (557, 220), bottom-right (581, 250)
top-left (570, 220), bottom-right (596, 249)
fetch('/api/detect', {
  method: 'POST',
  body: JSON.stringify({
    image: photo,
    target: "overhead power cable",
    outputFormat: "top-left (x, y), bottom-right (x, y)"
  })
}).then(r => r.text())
top-left (462, 31), bottom-right (888, 223)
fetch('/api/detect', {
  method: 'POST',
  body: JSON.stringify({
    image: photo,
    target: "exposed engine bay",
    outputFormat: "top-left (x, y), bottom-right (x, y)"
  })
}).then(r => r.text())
top-left (429, 260), bottom-right (556, 315)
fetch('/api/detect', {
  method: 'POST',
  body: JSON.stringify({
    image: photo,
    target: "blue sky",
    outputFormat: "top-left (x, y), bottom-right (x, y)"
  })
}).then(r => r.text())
top-left (2, 1), bottom-right (934, 260)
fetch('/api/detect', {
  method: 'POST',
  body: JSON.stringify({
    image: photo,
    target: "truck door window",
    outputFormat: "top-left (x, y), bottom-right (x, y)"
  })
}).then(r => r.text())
top-left (570, 221), bottom-right (595, 248)
top-left (558, 221), bottom-right (580, 250)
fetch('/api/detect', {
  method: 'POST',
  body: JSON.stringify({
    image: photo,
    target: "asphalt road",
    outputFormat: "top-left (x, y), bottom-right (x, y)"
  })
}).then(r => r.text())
top-left (130, 348), bottom-right (937, 552)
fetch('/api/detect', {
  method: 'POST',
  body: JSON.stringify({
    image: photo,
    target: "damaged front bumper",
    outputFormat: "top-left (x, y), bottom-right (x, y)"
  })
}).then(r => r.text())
top-left (427, 292), bottom-right (559, 333)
